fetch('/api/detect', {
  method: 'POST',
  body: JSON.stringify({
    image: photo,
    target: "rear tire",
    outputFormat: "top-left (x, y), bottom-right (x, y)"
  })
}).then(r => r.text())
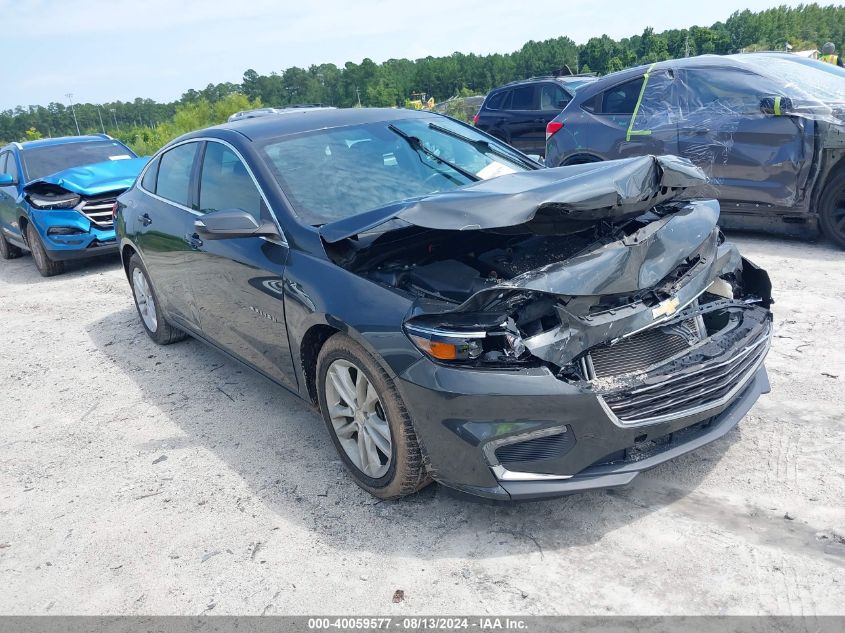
top-left (128, 254), bottom-right (187, 345)
top-left (25, 223), bottom-right (64, 277)
top-left (0, 231), bottom-right (21, 260)
top-left (819, 169), bottom-right (845, 250)
top-left (316, 333), bottom-right (430, 499)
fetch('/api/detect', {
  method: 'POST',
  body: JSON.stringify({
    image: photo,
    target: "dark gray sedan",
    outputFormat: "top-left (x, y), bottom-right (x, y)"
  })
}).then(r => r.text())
top-left (116, 108), bottom-right (772, 501)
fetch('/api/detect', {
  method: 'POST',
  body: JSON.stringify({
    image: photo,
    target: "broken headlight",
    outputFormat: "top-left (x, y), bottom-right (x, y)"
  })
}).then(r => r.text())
top-left (27, 192), bottom-right (81, 210)
top-left (404, 314), bottom-right (527, 363)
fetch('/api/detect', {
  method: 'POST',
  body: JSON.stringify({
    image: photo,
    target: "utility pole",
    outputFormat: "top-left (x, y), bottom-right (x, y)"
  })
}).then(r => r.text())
top-left (66, 93), bottom-right (80, 135)
top-left (110, 108), bottom-right (119, 131)
top-left (356, 86), bottom-right (362, 108)
top-left (684, 34), bottom-right (690, 58)
top-left (96, 106), bottom-right (106, 134)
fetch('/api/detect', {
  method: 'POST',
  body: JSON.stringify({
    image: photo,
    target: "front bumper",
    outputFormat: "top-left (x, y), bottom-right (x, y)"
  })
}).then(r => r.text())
top-left (29, 209), bottom-right (117, 261)
top-left (396, 310), bottom-right (772, 501)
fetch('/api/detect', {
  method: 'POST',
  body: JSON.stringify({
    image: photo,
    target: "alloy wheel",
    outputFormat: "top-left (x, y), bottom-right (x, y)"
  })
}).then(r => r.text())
top-left (325, 359), bottom-right (392, 478)
top-left (132, 267), bottom-right (158, 332)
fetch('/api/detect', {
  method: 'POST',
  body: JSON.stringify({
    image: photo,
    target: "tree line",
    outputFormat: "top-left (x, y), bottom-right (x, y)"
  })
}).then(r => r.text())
top-left (2, 3), bottom-right (844, 152)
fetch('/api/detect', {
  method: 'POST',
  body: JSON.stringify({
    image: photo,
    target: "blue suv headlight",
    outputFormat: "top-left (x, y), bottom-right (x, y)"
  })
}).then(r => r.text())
top-left (27, 192), bottom-right (81, 210)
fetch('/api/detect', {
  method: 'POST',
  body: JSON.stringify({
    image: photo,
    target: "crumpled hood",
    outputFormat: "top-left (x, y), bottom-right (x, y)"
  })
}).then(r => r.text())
top-left (450, 200), bottom-right (722, 315)
top-left (320, 154), bottom-right (707, 243)
top-left (23, 157), bottom-right (149, 197)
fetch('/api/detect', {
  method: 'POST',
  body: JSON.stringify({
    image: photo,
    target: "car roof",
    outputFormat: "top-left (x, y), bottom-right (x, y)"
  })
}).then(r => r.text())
top-left (12, 134), bottom-right (116, 151)
top-left (493, 75), bottom-right (596, 90)
top-left (186, 107), bottom-right (442, 142)
top-left (572, 55), bottom-right (765, 100)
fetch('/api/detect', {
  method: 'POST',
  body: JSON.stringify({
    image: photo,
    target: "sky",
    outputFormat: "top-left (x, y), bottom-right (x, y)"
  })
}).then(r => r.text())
top-left (0, 0), bottom-right (812, 110)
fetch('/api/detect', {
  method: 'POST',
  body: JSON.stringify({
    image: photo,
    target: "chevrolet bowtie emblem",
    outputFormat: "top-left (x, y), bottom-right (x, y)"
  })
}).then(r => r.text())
top-left (652, 297), bottom-right (680, 319)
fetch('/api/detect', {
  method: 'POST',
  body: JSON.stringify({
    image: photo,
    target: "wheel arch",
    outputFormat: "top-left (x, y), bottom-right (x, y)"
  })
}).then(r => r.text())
top-left (300, 323), bottom-right (341, 405)
top-left (560, 152), bottom-right (604, 167)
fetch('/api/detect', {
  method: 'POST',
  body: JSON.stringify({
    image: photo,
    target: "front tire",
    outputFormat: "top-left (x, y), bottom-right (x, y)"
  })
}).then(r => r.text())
top-left (0, 231), bottom-right (21, 260)
top-left (819, 169), bottom-right (845, 249)
top-left (316, 333), bottom-right (430, 499)
top-left (26, 223), bottom-right (64, 277)
top-left (128, 254), bottom-right (187, 345)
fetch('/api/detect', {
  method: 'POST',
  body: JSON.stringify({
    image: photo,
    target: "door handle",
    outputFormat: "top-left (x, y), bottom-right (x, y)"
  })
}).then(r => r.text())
top-left (138, 213), bottom-right (152, 226)
top-left (184, 233), bottom-right (203, 250)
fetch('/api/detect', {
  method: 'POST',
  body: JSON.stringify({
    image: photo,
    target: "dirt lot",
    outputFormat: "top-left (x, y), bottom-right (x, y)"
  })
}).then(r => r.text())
top-left (0, 233), bottom-right (843, 615)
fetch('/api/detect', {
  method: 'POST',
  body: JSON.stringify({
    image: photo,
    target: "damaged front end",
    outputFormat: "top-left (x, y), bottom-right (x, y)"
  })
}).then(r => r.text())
top-left (21, 157), bottom-right (148, 256)
top-left (322, 155), bottom-right (773, 496)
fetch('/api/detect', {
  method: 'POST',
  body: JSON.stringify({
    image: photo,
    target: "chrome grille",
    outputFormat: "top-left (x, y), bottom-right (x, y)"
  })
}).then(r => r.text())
top-left (79, 198), bottom-right (115, 228)
top-left (600, 322), bottom-right (771, 425)
top-left (587, 317), bottom-right (702, 379)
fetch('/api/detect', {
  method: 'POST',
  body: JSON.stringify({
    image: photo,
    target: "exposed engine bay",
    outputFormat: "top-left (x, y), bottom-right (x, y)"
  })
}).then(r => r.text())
top-left (321, 155), bottom-right (774, 416)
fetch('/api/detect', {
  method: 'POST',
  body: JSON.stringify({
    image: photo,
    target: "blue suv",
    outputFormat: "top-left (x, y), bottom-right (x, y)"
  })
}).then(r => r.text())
top-left (0, 135), bottom-right (148, 276)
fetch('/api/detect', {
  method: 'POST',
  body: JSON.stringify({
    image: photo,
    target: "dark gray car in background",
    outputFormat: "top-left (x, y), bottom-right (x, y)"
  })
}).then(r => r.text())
top-left (544, 53), bottom-right (845, 248)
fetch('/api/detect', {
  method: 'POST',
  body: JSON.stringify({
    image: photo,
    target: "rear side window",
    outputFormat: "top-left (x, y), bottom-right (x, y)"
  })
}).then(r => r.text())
top-left (141, 156), bottom-right (159, 192)
top-left (510, 85), bottom-right (537, 110)
top-left (485, 91), bottom-right (508, 110)
top-left (0, 153), bottom-right (7, 176)
top-left (198, 142), bottom-right (262, 219)
top-left (598, 77), bottom-right (645, 114)
top-left (155, 143), bottom-right (198, 208)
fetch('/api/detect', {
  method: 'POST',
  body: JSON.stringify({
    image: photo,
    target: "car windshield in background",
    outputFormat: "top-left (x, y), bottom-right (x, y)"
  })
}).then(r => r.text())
top-left (22, 141), bottom-right (136, 181)
top-left (260, 117), bottom-right (533, 223)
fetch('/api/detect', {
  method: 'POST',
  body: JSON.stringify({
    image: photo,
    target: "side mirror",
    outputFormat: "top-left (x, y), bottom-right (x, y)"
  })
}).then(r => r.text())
top-left (0, 173), bottom-right (17, 187)
top-left (194, 209), bottom-right (279, 240)
top-left (760, 95), bottom-right (794, 116)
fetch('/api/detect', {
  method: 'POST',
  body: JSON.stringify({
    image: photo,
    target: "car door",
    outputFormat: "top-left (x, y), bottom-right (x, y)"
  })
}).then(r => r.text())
top-left (676, 66), bottom-right (811, 207)
top-left (0, 151), bottom-right (24, 247)
top-left (186, 140), bottom-right (296, 389)
top-left (134, 141), bottom-right (202, 328)
top-left (504, 85), bottom-right (544, 154)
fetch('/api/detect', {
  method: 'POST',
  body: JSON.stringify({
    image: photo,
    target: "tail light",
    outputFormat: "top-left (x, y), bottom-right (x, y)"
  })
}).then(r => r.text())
top-left (111, 201), bottom-right (119, 219)
top-left (546, 121), bottom-right (564, 141)
top-left (472, 113), bottom-right (480, 125)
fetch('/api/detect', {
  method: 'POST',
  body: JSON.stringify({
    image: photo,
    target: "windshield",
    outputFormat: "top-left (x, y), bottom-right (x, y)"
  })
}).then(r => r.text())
top-left (736, 54), bottom-right (845, 102)
top-left (260, 116), bottom-right (534, 223)
top-left (22, 140), bottom-right (136, 181)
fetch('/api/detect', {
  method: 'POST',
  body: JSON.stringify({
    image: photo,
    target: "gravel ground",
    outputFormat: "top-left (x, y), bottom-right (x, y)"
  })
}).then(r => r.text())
top-left (0, 233), bottom-right (843, 616)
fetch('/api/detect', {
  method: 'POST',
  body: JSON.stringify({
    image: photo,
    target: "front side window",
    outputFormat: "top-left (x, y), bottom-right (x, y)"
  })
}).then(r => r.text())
top-left (155, 143), bottom-right (198, 208)
top-left (0, 153), bottom-right (8, 178)
top-left (682, 68), bottom-right (783, 115)
top-left (260, 117), bottom-right (533, 224)
top-left (540, 84), bottom-right (569, 111)
top-left (21, 140), bottom-right (136, 182)
top-left (199, 142), bottom-right (262, 219)
top-left (4, 153), bottom-right (19, 181)
top-left (510, 85), bottom-right (537, 110)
